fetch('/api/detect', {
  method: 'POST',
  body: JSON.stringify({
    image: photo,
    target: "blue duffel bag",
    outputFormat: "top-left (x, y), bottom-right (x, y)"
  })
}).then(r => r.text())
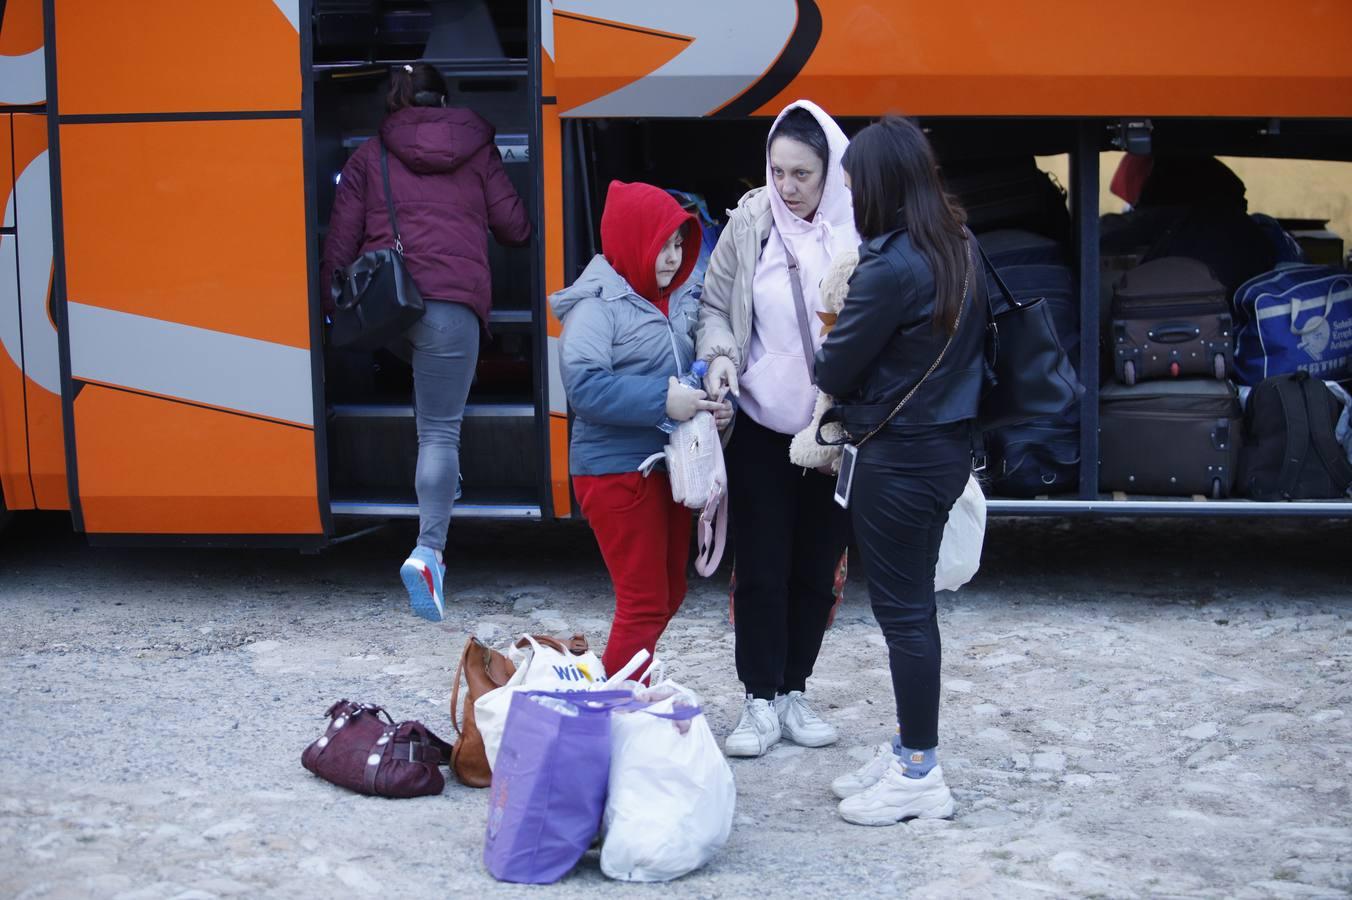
top-left (1233, 264), bottom-right (1352, 386)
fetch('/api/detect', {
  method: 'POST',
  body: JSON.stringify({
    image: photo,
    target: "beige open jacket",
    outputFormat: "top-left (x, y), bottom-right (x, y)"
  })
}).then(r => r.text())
top-left (695, 186), bottom-right (774, 369)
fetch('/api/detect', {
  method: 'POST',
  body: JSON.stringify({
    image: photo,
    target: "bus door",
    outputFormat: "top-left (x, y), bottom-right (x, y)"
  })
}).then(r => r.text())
top-left (1, 0), bottom-right (67, 514)
top-left (48, 1), bottom-right (327, 543)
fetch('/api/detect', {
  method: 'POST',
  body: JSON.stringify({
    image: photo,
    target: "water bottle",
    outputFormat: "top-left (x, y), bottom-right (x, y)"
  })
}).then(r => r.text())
top-left (658, 359), bottom-right (710, 434)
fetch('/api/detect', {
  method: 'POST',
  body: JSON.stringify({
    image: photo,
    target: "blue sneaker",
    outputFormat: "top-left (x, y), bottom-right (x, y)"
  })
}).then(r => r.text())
top-left (400, 547), bottom-right (445, 622)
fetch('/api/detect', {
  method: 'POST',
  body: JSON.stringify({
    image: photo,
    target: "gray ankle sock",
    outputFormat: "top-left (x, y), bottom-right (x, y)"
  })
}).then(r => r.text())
top-left (892, 734), bottom-right (937, 779)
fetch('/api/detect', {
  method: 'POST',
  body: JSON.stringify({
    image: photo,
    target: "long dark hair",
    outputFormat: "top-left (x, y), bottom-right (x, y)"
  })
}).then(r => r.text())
top-left (842, 117), bottom-right (969, 334)
top-left (768, 107), bottom-right (829, 171)
top-left (386, 63), bottom-right (449, 113)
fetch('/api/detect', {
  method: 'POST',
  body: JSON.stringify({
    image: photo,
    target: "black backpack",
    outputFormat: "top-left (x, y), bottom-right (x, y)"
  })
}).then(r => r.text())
top-left (1239, 372), bottom-right (1352, 500)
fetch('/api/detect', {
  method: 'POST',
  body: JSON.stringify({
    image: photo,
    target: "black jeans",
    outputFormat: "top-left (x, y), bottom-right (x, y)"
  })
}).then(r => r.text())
top-left (726, 415), bottom-right (851, 700)
top-left (850, 421), bottom-right (972, 750)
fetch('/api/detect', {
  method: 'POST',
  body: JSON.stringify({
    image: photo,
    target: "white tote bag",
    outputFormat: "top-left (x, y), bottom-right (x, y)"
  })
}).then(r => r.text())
top-left (935, 473), bottom-right (986, 592)
top-left (474, 634), bottom-right (607, 771)
top-left (600, 683), bottom-right (736, 882)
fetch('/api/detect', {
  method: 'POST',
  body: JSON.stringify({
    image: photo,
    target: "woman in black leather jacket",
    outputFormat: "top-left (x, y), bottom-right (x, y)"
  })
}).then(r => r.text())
top-left (814, 116), bottom-right (984, 826)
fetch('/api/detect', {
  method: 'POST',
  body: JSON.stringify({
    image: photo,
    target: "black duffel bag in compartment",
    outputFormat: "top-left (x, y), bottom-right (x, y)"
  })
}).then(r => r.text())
top-left (1099, 379), bottom-right (1242, 498)
top-left (1239, 372), bottom-right (1352, 501)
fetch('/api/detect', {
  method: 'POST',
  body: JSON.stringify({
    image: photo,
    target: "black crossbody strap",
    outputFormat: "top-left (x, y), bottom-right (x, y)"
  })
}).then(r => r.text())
top-left (853, 238), bottom-right (972, 449)
top-left (379, 140), bottom-right (405, 255)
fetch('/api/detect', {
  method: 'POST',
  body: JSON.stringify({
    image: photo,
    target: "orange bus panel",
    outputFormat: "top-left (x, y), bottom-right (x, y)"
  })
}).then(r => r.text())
top-left (59, 119), bottom-right (311, 349)
top-left (54, 1), bottom-right (301, 115)
top-left (12, 113), bottom-right (68, 510)
top-left (552, 10), bottom-right (690, 113)
top-left (74, 385), bottom-right (320, 535)
top-left (0, 0), bottom-right (43, 56)
top-left (0, 113), bottom-right (35, 510)
top-left (553, 1), bottom-right (1352, 119)
top-left (0, 0), bottom-right (45, 108)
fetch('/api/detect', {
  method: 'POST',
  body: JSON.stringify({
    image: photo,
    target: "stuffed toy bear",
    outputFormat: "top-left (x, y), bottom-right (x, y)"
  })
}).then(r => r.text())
top-left (789, 247), bottom-right (858, 471)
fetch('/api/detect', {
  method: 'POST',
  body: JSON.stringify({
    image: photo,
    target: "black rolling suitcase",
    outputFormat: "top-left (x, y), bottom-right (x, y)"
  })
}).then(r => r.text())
top-left (1099, 379), bottom-right (1242, 497)
top-left (1111, 256), bottom-right (1233, 385)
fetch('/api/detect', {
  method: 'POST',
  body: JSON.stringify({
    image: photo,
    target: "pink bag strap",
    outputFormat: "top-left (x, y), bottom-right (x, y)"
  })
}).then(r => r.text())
top-left (694, 491), bottom-right (727, 577)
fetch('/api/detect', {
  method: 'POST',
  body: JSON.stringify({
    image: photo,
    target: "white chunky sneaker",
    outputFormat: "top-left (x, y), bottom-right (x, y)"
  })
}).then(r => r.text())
top-left (775, 691), bottom-right (839, 748)
top-left (724, 698), bottom-right (782, 758)
top-left (837, 761), bottom-right (955, 826)
top-left (831, 742), bottom-right (894, 799)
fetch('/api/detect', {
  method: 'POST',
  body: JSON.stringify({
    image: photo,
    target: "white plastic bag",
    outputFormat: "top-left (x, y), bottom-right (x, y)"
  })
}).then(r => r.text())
top-left (475, 634), bottom-right (610, 771)
top-left (600, 684), bottom-right (736, 882)
top-left (935, 473), bottom-right (986, 592)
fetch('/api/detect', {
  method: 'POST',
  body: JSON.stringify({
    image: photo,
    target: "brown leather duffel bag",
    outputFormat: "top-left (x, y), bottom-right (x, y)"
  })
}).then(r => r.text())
top-left (449, 637), bottom-right (516, 787)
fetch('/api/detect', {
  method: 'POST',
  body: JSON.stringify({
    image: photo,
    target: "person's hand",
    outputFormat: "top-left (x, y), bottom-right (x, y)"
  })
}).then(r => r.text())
top-left (712, 400), bottom-right (734, 432)
top-left (666, 378), bottom-right (723, 423)
top-left (705, 355), bottom-right (740, 403)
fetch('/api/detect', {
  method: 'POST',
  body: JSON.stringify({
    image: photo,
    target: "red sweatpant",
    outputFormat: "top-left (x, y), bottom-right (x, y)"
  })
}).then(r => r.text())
top-left (573, 471), bottom-right (691, 678)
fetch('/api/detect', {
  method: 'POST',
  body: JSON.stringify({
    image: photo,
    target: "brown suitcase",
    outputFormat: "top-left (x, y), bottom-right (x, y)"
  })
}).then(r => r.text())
top-left (1099, 379), bottom-right (1242, 497)
top-left (1111, 256), bottom-right (1233, 385)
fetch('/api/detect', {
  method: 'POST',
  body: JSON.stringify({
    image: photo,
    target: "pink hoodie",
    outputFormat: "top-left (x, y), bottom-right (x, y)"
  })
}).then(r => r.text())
top-left (738, 100), bottom-right (860, 436)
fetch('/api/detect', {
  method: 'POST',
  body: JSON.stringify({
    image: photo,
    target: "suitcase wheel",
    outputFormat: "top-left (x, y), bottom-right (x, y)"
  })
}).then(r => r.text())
top-left (1122, 360), bottom-right (1137, 385)
top-left (1212, 353), bottom-right (1227, 380)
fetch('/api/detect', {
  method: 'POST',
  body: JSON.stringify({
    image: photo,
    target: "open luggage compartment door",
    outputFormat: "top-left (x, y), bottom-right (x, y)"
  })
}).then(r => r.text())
top-left (50, 1), bottom-right (327, 543)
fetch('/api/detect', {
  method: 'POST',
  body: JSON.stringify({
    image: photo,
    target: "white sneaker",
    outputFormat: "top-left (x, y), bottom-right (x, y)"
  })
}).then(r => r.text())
top-left (831, 742), bottom-right (893, 799)
top-left (775, 691), bottom-right (839, 747)
top-left (838, 761), bottom-right (955, 826)
top-left (724, 698), bottom-right (781, 758)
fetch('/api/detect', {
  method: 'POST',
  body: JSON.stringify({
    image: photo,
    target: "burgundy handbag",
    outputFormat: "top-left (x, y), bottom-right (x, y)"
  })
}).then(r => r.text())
top-left (301, 700), bottom-right (453, 798)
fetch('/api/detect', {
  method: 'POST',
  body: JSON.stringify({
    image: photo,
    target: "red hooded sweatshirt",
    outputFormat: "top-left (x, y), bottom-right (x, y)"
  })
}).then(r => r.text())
top-left (599, 180), bottom-right (698, 317)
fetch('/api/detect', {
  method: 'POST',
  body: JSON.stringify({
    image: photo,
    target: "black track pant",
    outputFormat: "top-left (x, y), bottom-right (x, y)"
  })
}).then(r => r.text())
top-left (726, 415), bottom-right (851, 700)
top-left (850, 421), bottom-right (971, 749)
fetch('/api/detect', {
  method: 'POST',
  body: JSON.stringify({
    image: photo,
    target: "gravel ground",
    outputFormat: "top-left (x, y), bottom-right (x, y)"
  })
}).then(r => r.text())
top-left (2, 512), bottom-right (1350, 899)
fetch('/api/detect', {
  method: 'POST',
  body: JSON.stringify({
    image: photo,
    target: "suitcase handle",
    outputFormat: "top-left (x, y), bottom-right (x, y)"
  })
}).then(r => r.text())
top-left (1148, 321), bottom-right (1202, 344)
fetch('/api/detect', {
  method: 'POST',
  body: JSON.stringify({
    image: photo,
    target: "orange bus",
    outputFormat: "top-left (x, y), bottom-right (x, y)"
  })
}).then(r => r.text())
top-left (2, 0), bottom-right (1350, 548)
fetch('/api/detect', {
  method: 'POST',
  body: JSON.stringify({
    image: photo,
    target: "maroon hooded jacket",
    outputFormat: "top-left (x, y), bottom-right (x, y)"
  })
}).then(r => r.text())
top-left (321, 106), bottom-right (532, 324)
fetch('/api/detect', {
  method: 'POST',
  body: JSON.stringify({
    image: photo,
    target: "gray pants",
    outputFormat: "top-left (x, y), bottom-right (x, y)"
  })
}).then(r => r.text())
top-left (401, 301), bottom-right (480, 551)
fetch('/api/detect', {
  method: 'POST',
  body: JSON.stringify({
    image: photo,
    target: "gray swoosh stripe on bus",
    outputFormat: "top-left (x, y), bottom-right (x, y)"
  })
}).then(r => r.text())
top-left (0, 46), bottom-right (46, 106)
top-left (67, 302), bottom-right (315, 427)
top-left (0, 150), bottom-right (60, 395)
top-left (552, 0), bottom-right (796, 118)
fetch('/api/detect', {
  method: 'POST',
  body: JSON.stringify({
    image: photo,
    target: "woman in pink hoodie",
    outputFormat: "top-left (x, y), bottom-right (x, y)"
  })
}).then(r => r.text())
top-left (697, 101), bottom-right (859, 758)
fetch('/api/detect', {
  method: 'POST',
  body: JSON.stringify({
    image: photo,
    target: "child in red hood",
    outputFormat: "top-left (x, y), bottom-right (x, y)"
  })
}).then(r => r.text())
top-left (550, 181), bottom-right (731, 677)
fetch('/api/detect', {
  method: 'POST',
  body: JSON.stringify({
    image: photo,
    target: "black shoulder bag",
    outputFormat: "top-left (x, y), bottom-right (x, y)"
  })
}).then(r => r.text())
top-left (976, 244), bottom-right (1082, 431)
top-left (329, 140), bottom-right (426, 350)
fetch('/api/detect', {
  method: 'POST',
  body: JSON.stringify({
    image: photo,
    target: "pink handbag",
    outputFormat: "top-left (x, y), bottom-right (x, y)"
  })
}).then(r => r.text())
top-left (639, 410), bottom-right (728, 576)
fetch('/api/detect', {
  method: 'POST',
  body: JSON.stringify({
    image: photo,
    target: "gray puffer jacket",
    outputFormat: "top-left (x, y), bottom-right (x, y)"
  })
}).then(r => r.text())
top-left (550, 255), bottom-right (700, 476)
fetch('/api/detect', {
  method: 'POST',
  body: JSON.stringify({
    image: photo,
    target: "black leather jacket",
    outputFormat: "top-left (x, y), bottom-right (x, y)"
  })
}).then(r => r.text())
top-left (814, 227), bottom-right (986, 437)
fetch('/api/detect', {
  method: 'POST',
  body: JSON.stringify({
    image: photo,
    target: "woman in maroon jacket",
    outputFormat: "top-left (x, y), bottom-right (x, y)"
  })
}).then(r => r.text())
top-left (322, 64), bottom-right (531, 622)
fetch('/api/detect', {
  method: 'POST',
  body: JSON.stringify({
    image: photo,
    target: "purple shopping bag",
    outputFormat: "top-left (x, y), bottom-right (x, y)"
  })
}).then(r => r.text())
top-left (484, 690), bottom-right (634, 884)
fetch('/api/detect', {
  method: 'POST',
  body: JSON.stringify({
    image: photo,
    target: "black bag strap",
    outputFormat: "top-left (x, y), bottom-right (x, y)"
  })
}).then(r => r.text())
top-left (1299, 375), bottom-right (1352, 492)
top-left (974, 242), bottom-right (1030, 316)
top-left (778, 230), bottom-right (819, 384)
top-left (1272, 377), bottom-right (1311, 499)
top-left (379, 140), bottom-right (406, 255)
